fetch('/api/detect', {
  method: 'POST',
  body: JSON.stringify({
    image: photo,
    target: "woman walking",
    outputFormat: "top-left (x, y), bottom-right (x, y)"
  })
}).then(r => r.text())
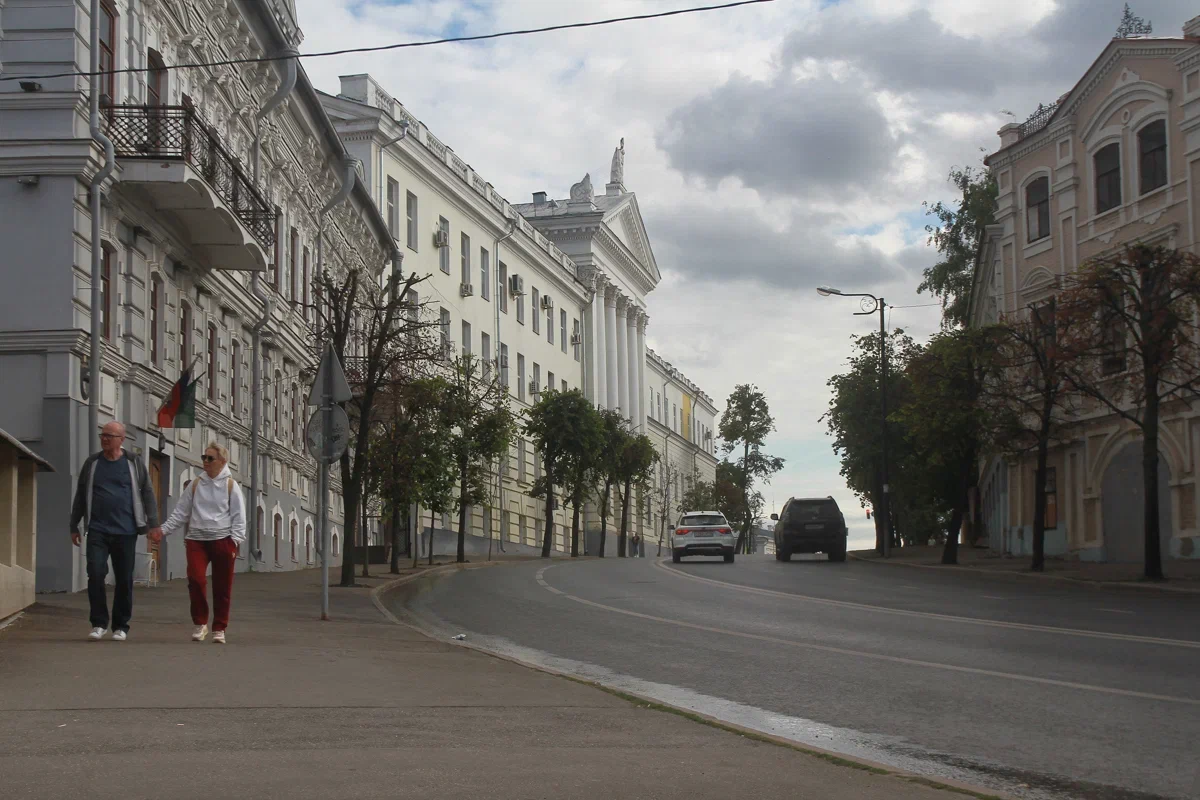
top-left (160, 442), bottom-right (246, 643)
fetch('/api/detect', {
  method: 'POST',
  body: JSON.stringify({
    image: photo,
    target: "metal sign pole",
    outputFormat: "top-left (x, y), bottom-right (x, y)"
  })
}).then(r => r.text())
top-left (320, 352), bottom-right (333, 620)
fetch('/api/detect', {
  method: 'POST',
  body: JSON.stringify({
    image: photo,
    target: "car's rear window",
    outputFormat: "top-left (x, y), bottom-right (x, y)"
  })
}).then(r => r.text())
top-left (787, 501), bottom-right (840, 521)
top-left (680, 514), bottom-right (727, 527)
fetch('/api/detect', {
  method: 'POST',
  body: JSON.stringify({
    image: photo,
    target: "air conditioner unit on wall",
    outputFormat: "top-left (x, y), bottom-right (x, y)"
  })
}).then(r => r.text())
top-left (500, 354), bottom-right (509, 368)
top-left (570, 333), bottom-right (582, 346)
top-left (509, 274), bottom-right (525, 296)
top-left (540, 294), bottom-right (554, 310)
top-left (528, 379), bottom-right (539, 396)
top-left (459, 283), bottom-right (474, 297)
top-left (433, 229), bottom-right (449, 248)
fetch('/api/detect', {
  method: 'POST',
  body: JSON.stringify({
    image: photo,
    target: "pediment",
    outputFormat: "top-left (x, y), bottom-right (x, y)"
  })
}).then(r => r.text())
top-left (600, 193), bottom-right (661, 284)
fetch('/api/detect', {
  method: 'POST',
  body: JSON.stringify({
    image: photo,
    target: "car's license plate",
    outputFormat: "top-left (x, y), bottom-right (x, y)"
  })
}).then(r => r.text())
top-left (805, 523), bottom-right (824, 531)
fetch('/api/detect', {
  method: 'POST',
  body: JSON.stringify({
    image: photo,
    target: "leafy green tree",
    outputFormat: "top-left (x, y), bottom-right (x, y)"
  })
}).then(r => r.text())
top-left (445, 353), bottom-right (517, 563)
top-left (593, 409), bottom-right (628, 557)
top-left (525, 389), bottom-right (600, 558)
top-left (823, 330), bottom-right (921, 553)
top-left (1056, 244), bottom-right (1200, 580)
top-left (678, 470), bottom-right (716, 514)
top-left (921, 166), bottom-right (997, 327)
top-left (554, 391), bottom-right (604, 557)
top-left (719, 385), bottom-right (784, 553)
top-left (615, 433), bottom-right (659, 557)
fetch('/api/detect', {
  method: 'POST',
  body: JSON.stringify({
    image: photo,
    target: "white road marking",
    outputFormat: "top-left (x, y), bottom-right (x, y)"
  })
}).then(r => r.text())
top-left (1097, 608), bottom-right (1134, 615)
top-left (981, 595), bottom-right (1007, 600)
top-left (534, 565), bottom-right (1200, 707)
top-left (841, 577), bottom-right (861, 582)
top-left (649, 560), bottom-right (1200, 650)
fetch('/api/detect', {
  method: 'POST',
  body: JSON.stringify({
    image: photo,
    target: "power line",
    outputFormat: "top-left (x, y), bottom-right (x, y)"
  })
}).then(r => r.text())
top-left (0, 0), bottom-right (775, 83)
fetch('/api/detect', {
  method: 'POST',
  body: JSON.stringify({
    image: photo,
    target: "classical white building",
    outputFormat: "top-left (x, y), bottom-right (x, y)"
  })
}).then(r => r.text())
top-left (0, 0), bottom-right (393, 589)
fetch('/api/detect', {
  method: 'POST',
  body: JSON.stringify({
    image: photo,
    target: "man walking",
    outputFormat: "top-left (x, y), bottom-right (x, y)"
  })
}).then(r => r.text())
top-left (70, 421), bottom-right (162, 641)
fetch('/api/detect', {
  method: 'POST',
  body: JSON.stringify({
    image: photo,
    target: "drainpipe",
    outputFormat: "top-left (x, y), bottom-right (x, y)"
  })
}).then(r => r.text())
top-left (87, 0), bottom-right (115, 453)
top-left (246, 49), bottom-right (298, 567)
top-left (490, 218), bottom-right (517, 559)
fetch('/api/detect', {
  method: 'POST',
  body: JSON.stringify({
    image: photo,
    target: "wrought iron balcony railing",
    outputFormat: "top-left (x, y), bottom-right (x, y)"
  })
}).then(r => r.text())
top-left (105, 104), bottom-right (276, 249)
top-left (1018, 101), bottom-right (1059, 141)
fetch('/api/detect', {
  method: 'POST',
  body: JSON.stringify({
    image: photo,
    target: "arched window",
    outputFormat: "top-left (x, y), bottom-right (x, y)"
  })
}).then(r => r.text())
top-left (273, 514), bottom-right (282, 564)
top-left (146, 48), bottom-right (166, 106)
top-left (274, 370), bottom-right (282, 439)
top-left (290, 519), bottom-right (297, 561)
top-left (149, 276), bottom-right (163, 366)
top-left (305, 525), bottom-right (313, 563)
top-left (180, 301), bottom-right (192, 366)
top-left (100, 243), bottom-right (115, 341)
top-left (98, 1), bottom-right (117, 103)
top-left (256, 506), bottom-right (264, 549)
top-left (1095, 142), bottom-right (1122, 214)
top-left (207, 323), bottom-right (218, 402)
top-left (1138, 119), bottom-right (1167, 195)
top-left (332, 532), bottom-right (340, 557)
top-left (231, 339), bottom-right (241, 417)
top-left (1025, 176), bottom-right (1050, 243)
top-left (292, 383), bottom-right (301, 449)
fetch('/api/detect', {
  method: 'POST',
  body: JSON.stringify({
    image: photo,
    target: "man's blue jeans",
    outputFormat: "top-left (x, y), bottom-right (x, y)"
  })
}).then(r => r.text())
top-left (86, 532), bottom-right (138, 632)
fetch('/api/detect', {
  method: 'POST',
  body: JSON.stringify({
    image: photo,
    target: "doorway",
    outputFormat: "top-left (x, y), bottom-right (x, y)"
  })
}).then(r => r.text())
top-left (148, 450), bottom-right (169, 580)
top-left (1101, 442), bottom-right (1172, 562)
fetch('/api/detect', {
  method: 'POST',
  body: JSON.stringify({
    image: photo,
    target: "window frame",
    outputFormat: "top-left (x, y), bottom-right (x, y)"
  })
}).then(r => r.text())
top-left (98, 0), bottom-right (117, 103)
top-left (498, 263), bottom-right (508, 314)
top-left (179, 300), bottom-right (192, 367)
top-left (1024, 175), bottom-right (1050, 243)
top-left (386, 178), bottom-right (399, 240)
top-left (531, 288), bottom-right (540, 334)
top-left (231, 338), bottom-right (241, 417)
top-left (1094, 142), bottom-right (1122, 215)
top-left (1137, 119), bottom-right (1167, 196)
top-left (289, 227), bottom-right (299, 303)
top-left (438, 217), bottom-right (450, 274)
top-left (149, 276), bottom-right (162, 366)
top-left (460, 232), bottom-right (471, 286)
top-left (560, 310), bottom-right (567, 353)
top-left (100, 244), bottom-right (114, 341)
top-left (146, 48), bottom-right (167, 106)
top-left (207, 323), bottom-right (218, 402)
top-left (480, 247), bottom-right (490, 301)
top-left (1044, 467), bottom-right (1058, 529)
top-left (517, 353), bottom-right (526, 401)
top-left (406, 191), bottom-right (418, 251)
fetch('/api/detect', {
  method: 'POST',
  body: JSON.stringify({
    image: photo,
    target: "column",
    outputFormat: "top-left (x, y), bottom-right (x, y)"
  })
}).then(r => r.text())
top-left (593, 275), bottom-right (608, 408)
top-left (604, 285), bottom-right (619, 410)
top-left (615, 295), bottom-right (629, 418)
top-left (636, 312), bottom-right (648, 433)
top-left (626, 304), bottom-right (639, 430)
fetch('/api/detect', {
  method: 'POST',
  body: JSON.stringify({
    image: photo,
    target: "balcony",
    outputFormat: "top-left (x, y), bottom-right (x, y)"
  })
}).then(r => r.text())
top-left (106, 105), bottom-right (274, 272)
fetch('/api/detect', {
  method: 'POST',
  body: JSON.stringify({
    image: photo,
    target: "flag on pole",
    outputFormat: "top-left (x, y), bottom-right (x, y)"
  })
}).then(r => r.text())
top-left (157, 359), bottom-right (199, 429)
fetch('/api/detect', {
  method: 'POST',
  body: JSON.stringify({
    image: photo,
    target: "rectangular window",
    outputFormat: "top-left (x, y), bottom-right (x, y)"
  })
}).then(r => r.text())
top-left (562, 379), bottom-right (568, 393)
top-left (461, 233), bottom-right (471, 285)
top-left (518, 438), bottom-right (527, 484)
top-left (149, 279), bottom-right (161, 366)
top-left (1101, 302), bottom-right (1127, 375)
top-left (498, 263), bottom-right (508, 314)
top-left (439, 217), bottom-right (450, 274)
top-left (231, 339), bottom-right (241, 417)
top-left (500, 342), bottom-right (509, 389)
top-left (532, 362), bottom-right (540, 399)
top-left (1025, 177), bottom-right (1050, 243)
top-left (1095, 142), bottom-right (1121, 214)
top-left (100, 247), bottom-right (113, 340)
top-left (440, 307), bottom-right (451, 360)
top-left (386, 179), bottom-right (399, 239)
top-left (1139, 120), bottom-right (1167, 195)
top-left (180, 302), bottom-right (192, 366)
top-left (302, 246), bottom-right (310, 321)
top-left (480, 247), bottom-right (490, 301)
top-left (517, 285), bottom-right (525, 324)
top-left (481, 332), bottom-right (492, 380)
top-left (462, 320), bottom-right (472, 356)
top-left (1044, 467), bottom-right (1058, 529)
top-left (99, 0), bottom-right (117, 102)
top-left (207, 324), bottom-right (217, 401)
top-left (1031, 299), bottom-right (1056, 351)
top-left (518, 354), bottom-right (526, 401)
top-left (560, 310), bottom-right (567, 353)
top-left (547, 370), bottom-right (555, 393)
top-left (547, 303), bottom-right (553, 345)
top-left (289, 227), bottom-right (299, 302)
top-left (531, 288), bottom-right (540, 333)
top-left (572, 318), bottom-right (580, 361)
top-left (406, 191), bottom-right (418, 251)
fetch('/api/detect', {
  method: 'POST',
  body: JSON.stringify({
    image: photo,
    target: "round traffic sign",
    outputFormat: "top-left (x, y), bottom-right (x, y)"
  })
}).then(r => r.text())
top-left (306, 406), bottom-right (350, 463)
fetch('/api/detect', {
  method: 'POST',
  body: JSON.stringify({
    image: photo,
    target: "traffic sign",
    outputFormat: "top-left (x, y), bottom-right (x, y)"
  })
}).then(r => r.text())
top-left (306, 406), bottom-right (350, 463)
top-left (307, 343), bottom-right (353, 407)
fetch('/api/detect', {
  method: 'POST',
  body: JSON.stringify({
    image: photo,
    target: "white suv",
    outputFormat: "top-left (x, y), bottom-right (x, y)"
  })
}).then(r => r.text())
top-left (671, 511), bottom-right (736, 563)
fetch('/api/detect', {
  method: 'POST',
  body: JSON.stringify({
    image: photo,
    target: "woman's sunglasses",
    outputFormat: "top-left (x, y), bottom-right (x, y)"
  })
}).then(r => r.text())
top-left (201, 455), bottom-right (218, 463)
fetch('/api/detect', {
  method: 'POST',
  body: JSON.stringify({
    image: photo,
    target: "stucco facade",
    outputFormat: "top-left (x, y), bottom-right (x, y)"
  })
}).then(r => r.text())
top-left (0, 0), bottom-right (396, 590)
top-left (970, 20), bottom-right (1200, 561)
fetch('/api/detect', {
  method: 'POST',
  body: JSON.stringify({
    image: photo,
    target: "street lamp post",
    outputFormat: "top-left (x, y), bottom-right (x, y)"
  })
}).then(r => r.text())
top-left (817, 286), bottom-right (891, 558)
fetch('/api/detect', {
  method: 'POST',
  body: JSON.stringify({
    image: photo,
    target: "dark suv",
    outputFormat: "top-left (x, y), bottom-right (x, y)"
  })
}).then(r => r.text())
top-left (771, 496), bottom-right (847, 562)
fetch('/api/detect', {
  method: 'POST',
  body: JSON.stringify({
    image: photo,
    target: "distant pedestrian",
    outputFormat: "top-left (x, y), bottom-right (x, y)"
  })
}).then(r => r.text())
top-left (70, 421), bottom-right (162, 641)
top-left (631, 534), bottom-right (641, 558)
top-left (161, 442), bottom-right (246, 644)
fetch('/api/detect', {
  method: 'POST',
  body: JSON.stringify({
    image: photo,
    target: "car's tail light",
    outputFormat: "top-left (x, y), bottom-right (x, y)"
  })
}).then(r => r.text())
top-left (675, 528), bottom-right (690, 536)
top-left (718, 528), bottom-right (732, 534)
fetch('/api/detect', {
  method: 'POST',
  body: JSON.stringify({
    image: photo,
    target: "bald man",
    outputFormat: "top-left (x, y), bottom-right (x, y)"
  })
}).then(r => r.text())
top-left (70, 421), bottom-right (162, 641)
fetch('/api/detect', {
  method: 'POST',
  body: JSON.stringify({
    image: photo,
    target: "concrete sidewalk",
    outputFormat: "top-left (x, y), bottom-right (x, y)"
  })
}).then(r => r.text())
top-left (851, 544), bottom-right (1200, 592)
top-left (0, 564), bottom-right (994, 800)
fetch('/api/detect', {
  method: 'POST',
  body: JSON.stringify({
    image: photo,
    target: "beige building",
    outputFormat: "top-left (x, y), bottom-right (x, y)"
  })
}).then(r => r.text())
top-left (970, 18), bottom-right (1200, 561)
top-left (0, 430), bottom-right (53, 620)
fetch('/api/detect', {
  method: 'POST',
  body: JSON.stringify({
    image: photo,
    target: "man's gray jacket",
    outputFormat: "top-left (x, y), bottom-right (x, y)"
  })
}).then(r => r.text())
top-left (69, 449), bottom-right (160, 536)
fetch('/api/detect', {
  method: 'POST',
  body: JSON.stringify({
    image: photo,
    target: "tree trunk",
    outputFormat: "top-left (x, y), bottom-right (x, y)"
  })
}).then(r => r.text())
top-left (618, 479), bottom-right (631, 557)
top-left (339, 452), bottom-right (358, 587)
top-left (942, 505), bottom-right (963, 564)
top-left (412, 505), bottom-right (420, 570)
top-left (1143, 393), bottom-right (1164, 580)
top-left (389, 503), bottom-right (401, 574)
top-left (571, 498), bottom-right (581, 558)
top-left (540, 476), bottom-right (554, 559)
top-left (1031, 407), bottom-right (1052, 572)
top-left (599, 481), bottom-right (611, 557)
top-left (456, 456), bottom-right (469, 563)
top-left (739, 440), bottom-right (751, 554)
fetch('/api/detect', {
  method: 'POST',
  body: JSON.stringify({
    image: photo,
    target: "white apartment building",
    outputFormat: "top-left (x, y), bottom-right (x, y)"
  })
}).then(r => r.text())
top-left (0, 0), bottom-right (393, 589)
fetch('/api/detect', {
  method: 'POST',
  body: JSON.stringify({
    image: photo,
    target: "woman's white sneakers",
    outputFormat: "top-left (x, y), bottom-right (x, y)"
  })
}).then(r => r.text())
top-left (213, 630), bottom-right (226, 644)
top-left (192, 624), bottom-right (209, 642)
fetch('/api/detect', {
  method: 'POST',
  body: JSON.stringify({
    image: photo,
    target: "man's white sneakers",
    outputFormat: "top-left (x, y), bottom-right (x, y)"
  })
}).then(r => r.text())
top-left (88, 627), bottom-right (106, 641)
top-left (213, 630), bottom-right (226, 644)
top-left (112, 630), bottom-right (127, 642)
top-left (192, 624), bottom-right (208, 642)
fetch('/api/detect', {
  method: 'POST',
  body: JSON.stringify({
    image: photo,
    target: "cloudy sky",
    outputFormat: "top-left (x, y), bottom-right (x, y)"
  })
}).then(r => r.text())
top-left (295, 0), bottom-right (1198, 548)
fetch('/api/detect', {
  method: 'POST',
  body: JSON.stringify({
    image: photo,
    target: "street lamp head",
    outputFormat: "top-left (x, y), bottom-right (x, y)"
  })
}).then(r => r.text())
top-left (816, 285), bottom-right (842, 297)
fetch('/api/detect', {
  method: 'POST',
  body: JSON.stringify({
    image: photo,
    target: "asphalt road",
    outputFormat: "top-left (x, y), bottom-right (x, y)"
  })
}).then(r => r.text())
top-left (392, 553), bottom-right (1200, 800)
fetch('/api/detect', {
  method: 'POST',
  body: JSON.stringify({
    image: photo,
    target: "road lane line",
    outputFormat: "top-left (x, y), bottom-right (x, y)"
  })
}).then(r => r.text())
top-left (981, 595), bottom-right (1007, 600)
top-left (535, 565), bottom-right (1200, 707)
top-left (650, 560), bottom-right (1200, 649)
top-left (1097, 608), bottom-right (1134, 615)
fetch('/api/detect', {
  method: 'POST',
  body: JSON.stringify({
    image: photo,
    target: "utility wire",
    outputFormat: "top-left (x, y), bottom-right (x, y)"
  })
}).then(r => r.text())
top-left (0, 0), bottom-right (775, 83)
